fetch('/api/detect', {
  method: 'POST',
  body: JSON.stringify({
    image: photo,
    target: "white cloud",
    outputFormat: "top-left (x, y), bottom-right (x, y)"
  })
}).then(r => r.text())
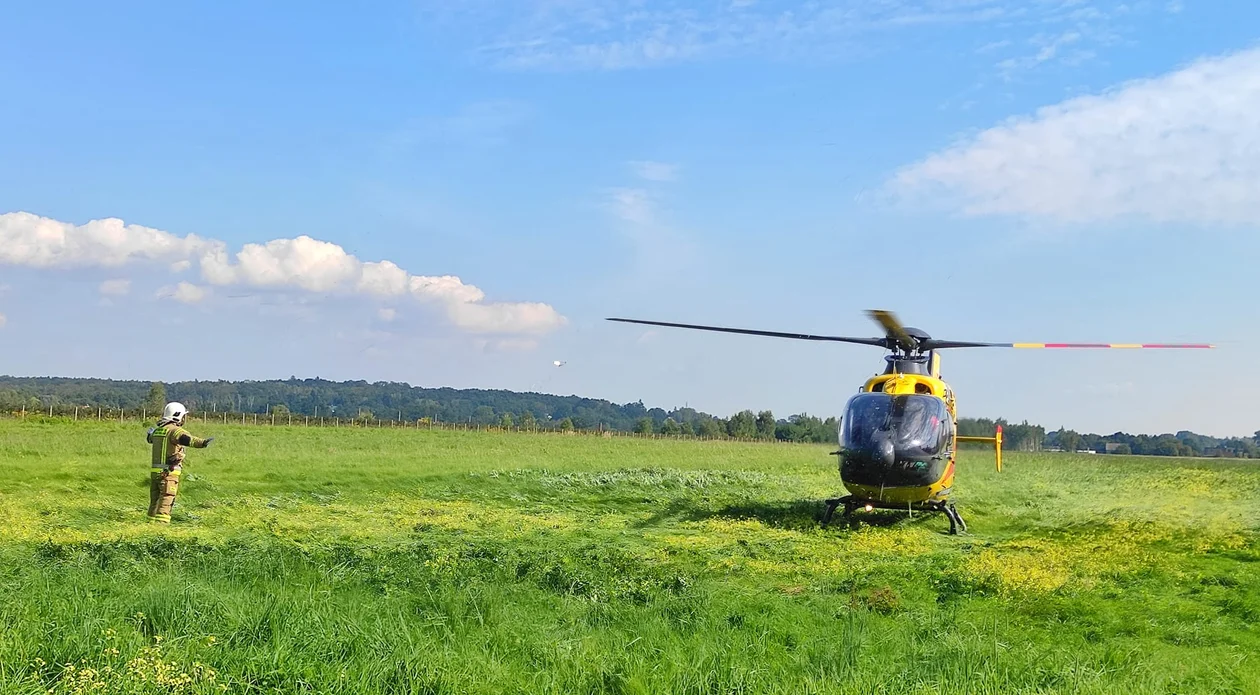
top-left (608, 188), bottom-right (656, 224)
top-left (0, 211), bottom-right (567, 335)
top-left (201, 236), bottom-right (364, 292)
top-left (170, 260), bottom-right (192, 273)
top-left (888, 45), bottom-right (1260, 227)
top-left (157, 281), bottom-right (208, 304)
top-left (630, 160), bottom-right (679, 182)
top-left (429, 1), bottom-right (1154, 73)
top-left (98, 279), bottom-right (131, 296)
top-left (377, 307), bottom-right (397, 322)
top-left (447, 301), bottom-right (567, 335)
top-left (0, 313), bottom-right (6, 329)
top-left (201, 238), bottom-right (560, 332)
top-left (996, 31), bottom-right (1089, 80)
top-left (407, 275), bottom-right (487, 304)
top-left (0, 211), bottom-right (213, 268)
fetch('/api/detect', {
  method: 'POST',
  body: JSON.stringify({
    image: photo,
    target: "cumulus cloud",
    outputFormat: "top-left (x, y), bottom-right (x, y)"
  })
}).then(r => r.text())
top-left (157, 282), bottom-right (208, 304)
top-left (99, 279), bottom-right (131, 296)
top-left (630, 160), bottom-right (679, 182)
top-left (0, 212), bottom-right (213, 268)
top-left (888, 45), bottom-right (1260, 227)
top-left (0, 211), bottom-right (566, 335)
top-left (200, 236), bottom-right (366, 293)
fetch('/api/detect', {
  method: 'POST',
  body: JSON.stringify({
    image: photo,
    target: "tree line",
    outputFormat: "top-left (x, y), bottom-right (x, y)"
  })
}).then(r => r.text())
top-left (1, 375), bottom-right (1255, 456)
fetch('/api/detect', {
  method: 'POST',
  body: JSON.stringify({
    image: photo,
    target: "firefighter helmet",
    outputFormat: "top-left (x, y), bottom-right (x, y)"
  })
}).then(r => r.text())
top-left (161, 402), bottom-right (187, 424)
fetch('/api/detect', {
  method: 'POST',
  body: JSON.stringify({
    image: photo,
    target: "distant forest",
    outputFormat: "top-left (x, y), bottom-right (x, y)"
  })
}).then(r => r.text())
top-left (1, 375), bottom-right (1256, 458)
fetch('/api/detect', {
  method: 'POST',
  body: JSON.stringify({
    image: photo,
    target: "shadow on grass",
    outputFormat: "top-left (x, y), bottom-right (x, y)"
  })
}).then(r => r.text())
top-left (633, 498), bottom-right (926, 533)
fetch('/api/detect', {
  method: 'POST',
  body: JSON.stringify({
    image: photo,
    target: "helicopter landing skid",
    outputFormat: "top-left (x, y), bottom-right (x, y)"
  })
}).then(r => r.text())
top-left (821, 496), bottom-right (967, 535)
top-left (939, 502), bottom-right (967, 535)
top-left (820, 495), bottom-right (856, 525)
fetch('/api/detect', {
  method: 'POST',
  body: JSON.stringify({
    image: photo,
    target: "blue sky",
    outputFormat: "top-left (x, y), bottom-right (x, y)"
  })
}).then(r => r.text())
top-left (2, 0), bottom-right (1257, 437)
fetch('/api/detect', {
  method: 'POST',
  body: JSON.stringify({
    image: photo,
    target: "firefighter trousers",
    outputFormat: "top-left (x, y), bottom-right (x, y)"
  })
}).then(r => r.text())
top-left (148, 466), bottom-right (181, 523)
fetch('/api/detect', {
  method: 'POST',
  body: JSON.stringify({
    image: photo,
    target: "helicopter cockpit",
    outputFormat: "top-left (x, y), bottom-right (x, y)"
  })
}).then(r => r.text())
top-left (837, 392), bottom-right (955, 488)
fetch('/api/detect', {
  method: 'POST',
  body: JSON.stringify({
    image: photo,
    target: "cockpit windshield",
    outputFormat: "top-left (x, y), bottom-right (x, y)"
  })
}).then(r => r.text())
top-left (840, 393), bottom-right (952, 459)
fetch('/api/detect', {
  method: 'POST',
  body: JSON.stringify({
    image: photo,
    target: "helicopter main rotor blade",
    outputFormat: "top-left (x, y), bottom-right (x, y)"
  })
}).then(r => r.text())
top-left (921, 340), bottom-right (1011, 349)
top-left (924, 340), bottom-right (1215, 349)
top-left (605, 318), bottom-right (888, 347)
top-left (1006, 342), bottom-right (1215, 349)
top-left (607, 317), bottom-right (1214, 351)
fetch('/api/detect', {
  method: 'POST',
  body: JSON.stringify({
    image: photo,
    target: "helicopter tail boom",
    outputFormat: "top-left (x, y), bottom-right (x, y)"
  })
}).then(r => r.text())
top-left (955, 424), bottom-right (1004, 472)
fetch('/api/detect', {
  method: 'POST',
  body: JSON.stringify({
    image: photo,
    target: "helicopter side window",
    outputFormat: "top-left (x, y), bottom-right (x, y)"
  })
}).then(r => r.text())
top-left (897, 396), bottom-right (951, 458)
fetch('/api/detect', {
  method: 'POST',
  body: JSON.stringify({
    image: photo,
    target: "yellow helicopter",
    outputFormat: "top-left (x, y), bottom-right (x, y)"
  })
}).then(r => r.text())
top-left (607, 310), bottom-right (1213, 534)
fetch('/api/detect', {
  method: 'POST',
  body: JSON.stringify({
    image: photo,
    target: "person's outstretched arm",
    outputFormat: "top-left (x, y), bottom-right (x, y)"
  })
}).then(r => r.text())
top-left (175, 428), bottom-right (214, 448)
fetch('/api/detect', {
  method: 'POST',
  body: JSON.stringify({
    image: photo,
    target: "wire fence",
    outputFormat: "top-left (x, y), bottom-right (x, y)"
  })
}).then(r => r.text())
top-left (0, 404), bottom-right (827, 445)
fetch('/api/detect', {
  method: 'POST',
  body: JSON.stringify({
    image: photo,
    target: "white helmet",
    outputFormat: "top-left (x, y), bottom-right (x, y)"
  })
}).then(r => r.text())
top-left (162, 402), bottom-right (187, 423)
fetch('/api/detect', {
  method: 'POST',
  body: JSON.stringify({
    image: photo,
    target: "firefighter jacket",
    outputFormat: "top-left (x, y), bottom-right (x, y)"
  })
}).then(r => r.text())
top-left (147, 422), bottom-right (210, 469)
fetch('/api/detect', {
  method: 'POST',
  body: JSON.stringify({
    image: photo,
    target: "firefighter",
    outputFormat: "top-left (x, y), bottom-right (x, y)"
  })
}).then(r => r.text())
top-left (146, 401), bottom-right (214, 523)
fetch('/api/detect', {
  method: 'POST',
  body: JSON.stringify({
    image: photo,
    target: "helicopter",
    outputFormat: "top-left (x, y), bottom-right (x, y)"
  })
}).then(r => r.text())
top-left (607, 310), bottom-right (1213, 534)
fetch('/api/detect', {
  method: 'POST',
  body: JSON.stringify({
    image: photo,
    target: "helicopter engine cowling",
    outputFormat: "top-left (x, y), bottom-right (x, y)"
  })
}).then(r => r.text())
top-left (837, 392), bottom-right (954, 492)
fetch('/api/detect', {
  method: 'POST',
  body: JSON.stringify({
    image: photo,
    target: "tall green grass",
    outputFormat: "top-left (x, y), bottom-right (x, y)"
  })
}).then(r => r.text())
top-left (1, 419), bottom-right (1257, 694)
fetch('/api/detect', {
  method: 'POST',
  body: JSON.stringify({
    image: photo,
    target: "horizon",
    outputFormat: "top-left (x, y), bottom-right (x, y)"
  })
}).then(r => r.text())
top-left (1, 371), bottom-right (1253, 442)
top-left (2, 2), bottom-right (1257, 440)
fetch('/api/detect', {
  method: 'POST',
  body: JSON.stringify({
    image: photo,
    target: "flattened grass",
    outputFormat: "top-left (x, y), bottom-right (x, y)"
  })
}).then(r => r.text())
top-left (1, 419), bottom-right (1258, 694)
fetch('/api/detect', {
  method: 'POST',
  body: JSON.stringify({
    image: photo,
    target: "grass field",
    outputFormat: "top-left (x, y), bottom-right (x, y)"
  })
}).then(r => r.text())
top-left (1, 418), bottom-right (1258, 694)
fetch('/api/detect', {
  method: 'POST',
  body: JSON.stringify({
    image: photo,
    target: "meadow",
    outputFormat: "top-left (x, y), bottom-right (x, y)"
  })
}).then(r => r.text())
top-left (0, 418), bottom-right (1257, 694)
